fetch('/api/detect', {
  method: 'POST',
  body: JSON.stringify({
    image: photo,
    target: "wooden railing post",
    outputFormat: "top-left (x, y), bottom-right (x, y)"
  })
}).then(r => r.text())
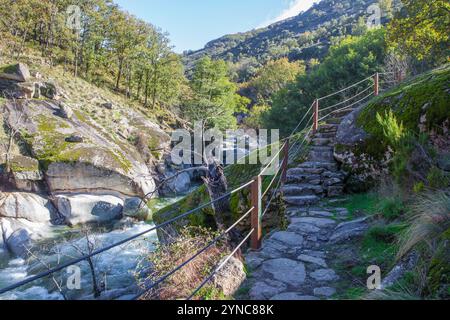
top-left (281, 140), bottom-right (289, 184)
top-left (374, 72), bottom-right (379, 96)
top-left (313, 99), bottom-right (319, 133)
top-left (250, 175), bottom-right (262, 250)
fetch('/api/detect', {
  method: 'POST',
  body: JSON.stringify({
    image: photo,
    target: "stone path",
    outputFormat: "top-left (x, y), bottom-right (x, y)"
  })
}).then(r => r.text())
top-left (242, 108), bottom-right (370, 300)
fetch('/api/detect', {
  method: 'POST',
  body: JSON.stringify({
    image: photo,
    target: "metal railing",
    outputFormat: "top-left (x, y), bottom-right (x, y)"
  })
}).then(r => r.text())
top-left (0, 71), bottom-right (398, 300)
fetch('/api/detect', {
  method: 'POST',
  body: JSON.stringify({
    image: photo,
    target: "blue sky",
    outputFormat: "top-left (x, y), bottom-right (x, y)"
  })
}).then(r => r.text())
top-left (113, 0), bottom-right (319, 53)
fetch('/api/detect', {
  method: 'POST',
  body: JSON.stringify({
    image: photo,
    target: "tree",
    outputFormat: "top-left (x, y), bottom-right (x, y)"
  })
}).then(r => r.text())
top-left (263, 29), bottom-right (387, 136)
top-left (387, 0), bottom-right (450, 65)
top-left (248, 58), bottom-right (306, 104)
top-left (182, 57), bottom-right (249, 130)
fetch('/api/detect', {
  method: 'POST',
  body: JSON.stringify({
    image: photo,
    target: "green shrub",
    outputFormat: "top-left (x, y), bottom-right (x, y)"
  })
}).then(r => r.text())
top-left (413, 182), bottom-right (425, 193)
top-left (377, 197), bottom-right (404, 220)
top-left (427, 167), bottom-right (450, 189)
top-left (376, 110), bottom-right (406, 146)
top-left (362, 224), bottom-right (406, 268)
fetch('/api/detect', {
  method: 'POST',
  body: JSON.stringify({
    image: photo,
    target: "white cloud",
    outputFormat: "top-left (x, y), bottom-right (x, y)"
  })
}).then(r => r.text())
top-left (259, 0), bottom-right (320, 28)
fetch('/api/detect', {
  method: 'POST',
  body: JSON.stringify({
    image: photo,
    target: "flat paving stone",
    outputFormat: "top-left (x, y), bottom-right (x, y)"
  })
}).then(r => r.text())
top-left (270, 293), bottom-right (319, 301)
top-left (287, 223), bottom-right (321, 234)
top-left (310, 269), bottom-right (339, 282)
top-left (291, 217), bottom-right (337, 228)
top-left (271, 231), bottom-right (304, 247)
top-left (297, 254), bottom-right (328, 268)
top-left (261, 259), bottom-right (306, 287)
top-left (249, 280), bottom-right (287, 300)
top-left (308, 210), bottom-right (334, 218)
top-left (314, 287), bottom-right (336, 297)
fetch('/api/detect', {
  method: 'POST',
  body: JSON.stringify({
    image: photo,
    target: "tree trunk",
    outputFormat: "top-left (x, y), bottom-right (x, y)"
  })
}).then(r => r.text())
top-left (115, 57), bottom-right (124, 90)
top-left (202, 161), bottom-right (230, 228)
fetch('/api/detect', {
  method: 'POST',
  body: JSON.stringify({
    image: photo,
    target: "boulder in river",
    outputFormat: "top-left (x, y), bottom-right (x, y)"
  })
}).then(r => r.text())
top-left (123, 197), bottom-right (151, 221)
top-left (53, 194), bottom-right (124, 226)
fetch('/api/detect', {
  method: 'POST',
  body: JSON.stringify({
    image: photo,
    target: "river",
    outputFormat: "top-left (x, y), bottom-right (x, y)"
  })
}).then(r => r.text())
top-left (0, 193), bottom-right (190, 300)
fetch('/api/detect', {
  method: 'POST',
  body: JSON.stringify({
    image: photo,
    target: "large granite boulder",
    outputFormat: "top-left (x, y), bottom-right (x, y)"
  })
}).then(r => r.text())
top-left (53, 194), bottom-right (124, 226)
top-left (4, 100), bottom-right (167, 198)
top-left (0, 192), bottom-right (57, 223)
top-left (123, 197), bottom-right (151, 221)
top-left (0, 63), bottom-right (30, 82)
top-left (0, 192), bottom-right (61, 257)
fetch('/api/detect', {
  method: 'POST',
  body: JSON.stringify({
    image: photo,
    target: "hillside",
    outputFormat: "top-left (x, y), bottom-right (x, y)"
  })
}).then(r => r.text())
top-left (184, 0), bottom-right (382, 78)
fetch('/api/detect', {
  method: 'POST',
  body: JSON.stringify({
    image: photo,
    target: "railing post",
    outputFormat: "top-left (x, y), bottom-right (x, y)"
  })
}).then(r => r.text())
top-left (374, 72), bottom-right (379, 96)
top-left (281, 140), bottom-right (289, 184)
top-left (313, 99), bottom-right (319, 133)
top-left (250, 175), bottom-right (262, 250)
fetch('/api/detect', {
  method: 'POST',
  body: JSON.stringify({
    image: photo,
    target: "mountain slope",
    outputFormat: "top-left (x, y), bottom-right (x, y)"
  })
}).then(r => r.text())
top-left (184, 0), bottom-right (380, 76)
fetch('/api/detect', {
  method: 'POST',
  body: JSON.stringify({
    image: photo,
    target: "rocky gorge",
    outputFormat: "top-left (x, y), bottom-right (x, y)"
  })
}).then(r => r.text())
top-left (0, 62), bottom-right (199, 297)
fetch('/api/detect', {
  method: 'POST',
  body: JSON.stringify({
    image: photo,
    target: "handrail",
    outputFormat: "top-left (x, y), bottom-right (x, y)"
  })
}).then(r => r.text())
top-left (317, 74), bottom-right (374, 101)
top-left (133, 206), bottom-right (254, 300)
top-left (186, 228), bottom-right (255, 300)
top-left (318, 85), bottom-right (373, 113)
top-left (0, 180), bottom-right (254, 295)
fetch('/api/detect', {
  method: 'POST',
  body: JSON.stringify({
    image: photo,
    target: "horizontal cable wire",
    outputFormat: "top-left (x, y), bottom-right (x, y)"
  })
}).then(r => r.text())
top-left (318, 85), bottom-right (373, 113)
top-left (186, 229), bottom-right (254, 300)
top-left (286, 101), bottom-right (315, 139)
top-left (288, 114), bottom-right (314, 153)
top-left (261, 161), bottom-right (284, 198)
top-left (0, 180), bottom-right (254, 295)
top-left (259, 141), bottom-right (287, 176)
top-left (262, 172), bottom-right (284, 218)
top-left (317, 75), bottom-right (374, 101)
top-left (132, 206), bottom-right (254, 300)
top-left (318, 91), bottom-right (375, 122)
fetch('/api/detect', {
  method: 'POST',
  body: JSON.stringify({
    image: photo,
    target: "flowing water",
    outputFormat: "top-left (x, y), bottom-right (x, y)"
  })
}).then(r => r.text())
top-left (0, 193), bottom-right (192, 301)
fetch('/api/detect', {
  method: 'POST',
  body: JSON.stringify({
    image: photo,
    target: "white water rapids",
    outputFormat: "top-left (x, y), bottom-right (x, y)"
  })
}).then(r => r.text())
top-left (0, 195), bottom-right (186, 300)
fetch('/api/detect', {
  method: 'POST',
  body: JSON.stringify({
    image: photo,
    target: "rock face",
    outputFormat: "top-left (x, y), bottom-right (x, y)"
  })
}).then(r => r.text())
top-left (0, 63), bottom-right (30, 82)
top-left (39, 82), bottom-right (60, 100)
top-left (213, 256), bottom-right (246, 296)
top-left (53, 194), bottom-right (124, 226)
top-left (160, 170), bottom-right (191, 196)
top-left (0, 192), bottom-right (62, 257)
top-left (0, 193), bottom-right (58, 223)
top-left (58, 102), bottom-right (73, 119)
top-left (4, 99), bottom-right (169, 198)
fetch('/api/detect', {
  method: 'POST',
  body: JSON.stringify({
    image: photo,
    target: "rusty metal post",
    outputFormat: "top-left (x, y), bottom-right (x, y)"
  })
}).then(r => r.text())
top-left (281, 140), bottom-right (289, 184)
top-left (313, 99), bottom-right (319, 133)
top-left (250, 175), bottom-right (262, 250)
top-left (374, 72), bottom-right (379, 96)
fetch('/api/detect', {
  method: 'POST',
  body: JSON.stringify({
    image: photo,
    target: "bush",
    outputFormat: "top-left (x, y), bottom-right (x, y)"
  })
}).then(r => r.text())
top-left (427, 167), bottom-right (450, 189)
top-left (136, 226), bottom-right (229, 300)
top-left (398, 191), bottom-right (450, 259)
top-left (377, 197), bottom-right (404, 220)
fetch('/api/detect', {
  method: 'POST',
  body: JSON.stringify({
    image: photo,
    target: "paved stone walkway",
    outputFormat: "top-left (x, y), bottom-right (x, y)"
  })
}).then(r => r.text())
top-left (243, 107), bottom-right (369, 300)
top-left (245, 205), bottom-right (369, 300)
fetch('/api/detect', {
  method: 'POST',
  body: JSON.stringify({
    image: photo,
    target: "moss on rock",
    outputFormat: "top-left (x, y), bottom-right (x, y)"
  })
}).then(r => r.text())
top-left (357, 65), bottom-right (450, 158)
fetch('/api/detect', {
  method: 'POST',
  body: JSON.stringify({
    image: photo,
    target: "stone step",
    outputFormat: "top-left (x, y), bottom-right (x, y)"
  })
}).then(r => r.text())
top-left (284, 195), bottom-right (320, 206)
top-left (317, 124), bottom-right (338, 133)
top-left (298, 161), bottom-right (338, 171)
top-left (283, 184), bottom-right (324, 196)
top-left (314, 132), bottom-right (336, 139)
top-left (309, 146), bottom-right (335, 162)
top-left (289, 167), bottom-right (325, 175)
top-left (286, 173), bottom-right (321, 184)
top-left (311, 138), bottom-right (334, 146)
top-left (325, 117), bottom-right (342, 125)
top-left (327, 185), bottom-right (345, 197)
top-left (330, 108), bottom-right (355, 118)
